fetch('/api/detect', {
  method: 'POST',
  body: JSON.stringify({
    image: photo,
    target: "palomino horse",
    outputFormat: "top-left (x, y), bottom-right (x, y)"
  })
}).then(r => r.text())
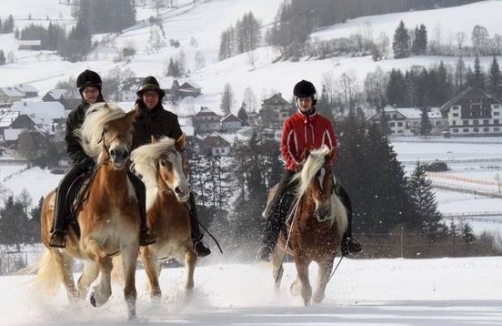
top-left (130, 134), bottom-right (196, 298)
top-left (37, 103), bottom-right (140, 319)
top-left (270, 145), bottom-right (348, 306)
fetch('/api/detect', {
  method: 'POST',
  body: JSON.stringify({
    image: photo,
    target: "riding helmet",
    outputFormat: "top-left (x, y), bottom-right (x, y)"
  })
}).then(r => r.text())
top-left (76, 69), bottom-right (102, 92)
top-left (293, 79), bottom-right (317, 105)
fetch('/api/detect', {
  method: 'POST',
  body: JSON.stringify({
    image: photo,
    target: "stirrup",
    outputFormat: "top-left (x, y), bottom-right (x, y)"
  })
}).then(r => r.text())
top-left (49, 232), bottom-right (67, 248)
top-left (257, 246), bottom-right (272, 262)
top-left (193, 241), bottom-right (211, 257)
top-left (139, 230), bottom-right (156, 246)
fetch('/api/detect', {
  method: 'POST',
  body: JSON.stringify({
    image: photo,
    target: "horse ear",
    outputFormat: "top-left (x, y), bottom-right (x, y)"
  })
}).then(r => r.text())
top-left (327, 148), bottom-right (335, 163)
top-left (151, 135), bottom-right (158, 143)
top-left (175, 133), bottom-right (186, 151)
top-left (125, 110), bottom-right (136, 123)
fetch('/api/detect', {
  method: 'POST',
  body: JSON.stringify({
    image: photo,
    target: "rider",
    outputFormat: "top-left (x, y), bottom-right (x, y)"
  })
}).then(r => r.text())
top-left (257, 79), bottom-right (362, 261)
top-left (131, 76), bottom-right (211, 257)
top-left (48, 69), bottom-right (156, 248)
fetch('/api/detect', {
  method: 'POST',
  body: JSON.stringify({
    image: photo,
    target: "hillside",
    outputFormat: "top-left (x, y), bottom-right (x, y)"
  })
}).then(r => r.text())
top-left (1, 0), bottom-right (502, 115)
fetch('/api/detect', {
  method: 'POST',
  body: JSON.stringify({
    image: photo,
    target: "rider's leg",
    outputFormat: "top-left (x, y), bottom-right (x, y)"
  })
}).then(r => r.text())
top-left (258, 169), bottom-right (296, 261)
top-left (49, 166), bottom-right (83, 248)
top-left (187, 192), bottom-right (211, 257)
top-left (128, 171), bottom-right (156, 246)
top-left (337, 184), bottom-right (362, 256)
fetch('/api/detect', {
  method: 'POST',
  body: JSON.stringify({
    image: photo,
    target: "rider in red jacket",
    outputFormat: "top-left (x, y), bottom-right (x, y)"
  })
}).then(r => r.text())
top-left (257, 80), bottom-right (362, 261)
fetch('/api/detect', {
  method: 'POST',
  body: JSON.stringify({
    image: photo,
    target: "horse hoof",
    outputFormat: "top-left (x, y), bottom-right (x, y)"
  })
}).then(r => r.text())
top-left (290, 282), bottom-right (300, 296)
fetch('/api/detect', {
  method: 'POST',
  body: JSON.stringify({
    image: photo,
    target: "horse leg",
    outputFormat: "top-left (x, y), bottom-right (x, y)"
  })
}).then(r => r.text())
top-left (293, 257), bottom-right (312, 306)
top-left (120, 245), bottom-right (139, 321)
top-left (76, 261), bottom-right (99, 299)
top-left (184, 249), bottom-right (197, 291)
top-left (271, 249), bottom-right (284, 289)
top-left (89, 255), bottom-right (113, 308)
top-left (51, 249), bottom-right (79, 301)
top-left (140, 247), bottom-right (162, 299)
top-left (313, 257), bottom-right (334, 304)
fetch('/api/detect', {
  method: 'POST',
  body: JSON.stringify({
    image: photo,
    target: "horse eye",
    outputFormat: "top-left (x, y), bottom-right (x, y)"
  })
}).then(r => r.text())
top-left (103, 127), bottom-right (109, 133)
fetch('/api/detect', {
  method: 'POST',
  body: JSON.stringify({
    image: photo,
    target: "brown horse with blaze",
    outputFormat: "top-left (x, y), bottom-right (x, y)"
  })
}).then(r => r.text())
top-left (36, 103), bottom-right (140, 320)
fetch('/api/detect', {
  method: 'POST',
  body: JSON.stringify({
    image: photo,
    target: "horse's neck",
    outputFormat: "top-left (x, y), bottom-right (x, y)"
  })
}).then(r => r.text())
top-left (95, 164), bottom-right (130, 195)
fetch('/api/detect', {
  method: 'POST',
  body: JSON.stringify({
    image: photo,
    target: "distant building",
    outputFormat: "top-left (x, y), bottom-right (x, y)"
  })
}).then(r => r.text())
top-left (221, 113), bottom-right (242, 133)
top-left (259, 93), bottom-right (292, 129)
top-left (0, 87), bottom-right (23, 103)
top-left (192, 107), bottom-right (221, 134)
top-left (119, 77), bottom-right (144, 102)
top-left (369, 105), bottom-right (445, 136)
top-left (200, 133), bottom-right (231, 157)
top-left (14, 84), bottom-right (38, 98)
top-left (10, 101), bottom-right (66, 134)
top-left (18, 40), bottom-right (41, 50)
top-left (441, 87), bottom-right (502, 136)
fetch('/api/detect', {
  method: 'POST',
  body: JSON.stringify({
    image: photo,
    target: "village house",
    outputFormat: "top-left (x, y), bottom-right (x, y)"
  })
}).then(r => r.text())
top-left (10, 101), bottom-right (66, 134)
top-left (42, 88), bottom-right (81, 111)
top-left (200, 133), bottom-right (232, 157)
top-left (221, 113), bottom-right (242, 133)
top-left (259, 93), bottom-right (292, 129)
top-left (0, 87), bottom-right (23, 103)
top-left (14, 84), bottom-right (38, 98)
top-left (441, 87), bottom-right (502, 136)
top-left (192, 106), bottom-right (221, 134)
top-left (119, 77), bottom-right (144, 102)
top-left (369, 105), bottom-right (445, 136)
top-left (171, 80), bottom-right (201, 100)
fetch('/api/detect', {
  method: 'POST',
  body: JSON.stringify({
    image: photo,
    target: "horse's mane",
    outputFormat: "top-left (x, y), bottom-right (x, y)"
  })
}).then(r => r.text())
top-left (75, 102), bottom-right (127, 160)
top-left (291, 145), bottom-right (331, 196)
top-left (290, 145), bottom-right (342, 229)
top-left (130, 137), bottom-right (177, 189)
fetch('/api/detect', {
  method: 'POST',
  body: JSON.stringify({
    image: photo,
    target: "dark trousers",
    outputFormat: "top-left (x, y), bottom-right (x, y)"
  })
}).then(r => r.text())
top-left (336, 183), bottom-right (354, 240)
top-left (188, 192), bottom-right (204, 242)
top-left (128, 170), bottom-right (148, 232)
top-left (51, 165), bottom-right (86, 234)
top-left (261, 169), bottom-right (297, 248)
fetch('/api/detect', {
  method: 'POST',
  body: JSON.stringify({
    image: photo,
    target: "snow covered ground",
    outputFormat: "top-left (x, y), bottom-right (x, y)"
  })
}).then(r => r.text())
top-left (1, 255), bottom-right (501, 325)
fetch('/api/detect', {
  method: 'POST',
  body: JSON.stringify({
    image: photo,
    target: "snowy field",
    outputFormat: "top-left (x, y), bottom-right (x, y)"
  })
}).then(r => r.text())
top-left (0, 256), bottom-right (501, 325)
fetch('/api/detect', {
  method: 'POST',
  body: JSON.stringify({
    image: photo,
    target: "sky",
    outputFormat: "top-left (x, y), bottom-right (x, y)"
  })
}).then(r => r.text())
top-left (1, 1), bottom-right (502, 325)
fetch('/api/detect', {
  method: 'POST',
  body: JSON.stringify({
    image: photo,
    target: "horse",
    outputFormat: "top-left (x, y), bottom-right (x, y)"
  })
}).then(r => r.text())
top-left (270, 145), bottom-right (348, 306)
top-left (37, 103), bottom-right (140, 320)
top-left (129, 134), bottom-right (196, 299)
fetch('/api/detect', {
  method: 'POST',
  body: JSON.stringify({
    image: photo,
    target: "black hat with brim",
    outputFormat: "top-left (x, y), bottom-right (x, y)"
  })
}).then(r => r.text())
top-left (136, 76), bottom-right (166, 98)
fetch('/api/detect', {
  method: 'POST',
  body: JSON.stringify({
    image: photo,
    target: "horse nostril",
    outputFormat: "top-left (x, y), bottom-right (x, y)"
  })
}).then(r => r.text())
top-left (110, 149), bottom-right (116, 157)
top-left (175, 187), bottom-right (183, 195)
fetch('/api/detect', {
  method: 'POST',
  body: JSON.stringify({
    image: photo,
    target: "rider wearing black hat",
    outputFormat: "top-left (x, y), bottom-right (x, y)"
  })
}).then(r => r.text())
top-left (131, 76), bottom-right (212, 257)
top-left (49, 70), bottom-right (156, 248)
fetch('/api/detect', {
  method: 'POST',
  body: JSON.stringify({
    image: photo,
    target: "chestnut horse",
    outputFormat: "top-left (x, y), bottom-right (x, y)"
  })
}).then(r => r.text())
top-left (270, 145), bottom-right (348, 306)
top-left (130, 135), bottom-right (196, 298)
top-left (37, 103), bottom-right (140, 320)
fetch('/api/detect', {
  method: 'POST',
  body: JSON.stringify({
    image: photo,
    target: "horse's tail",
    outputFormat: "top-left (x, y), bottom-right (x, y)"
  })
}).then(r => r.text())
top-left (332, 194), bottom-right (348, 238)
top-left (32, 249), bottom-right (61, 297)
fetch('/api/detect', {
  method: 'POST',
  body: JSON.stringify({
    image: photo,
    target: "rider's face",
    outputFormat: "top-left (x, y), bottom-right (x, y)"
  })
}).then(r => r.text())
top-left (142, 91), bottom-right (160, 110)
top-left (296, 97), bottom-right (313, 112)
top-left (82, 87), bottom-right (100, 104)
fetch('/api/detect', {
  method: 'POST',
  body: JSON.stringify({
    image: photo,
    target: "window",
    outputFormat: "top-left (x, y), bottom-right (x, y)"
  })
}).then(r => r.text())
top-left (473, 120), bottom-right (479, 126)
top-left (463, 120), bottom-right (469, 126)
top-left (463, 128), bottom-right (469, 132)
top-left (397, 122), bottom-right (403, 127)
top-left (484, 120), bottom-right (490, 125)
top-left (473, 128), bottom-right (479, 132)
top-left (390, 122), bottom-right (395, 127)
top-left (453, 113), bottom-right (459, 117)
top-left (495, 119), bottom-right (500, 125)
top-left (495, 112), bottom-right (500, 116)
top-left (453, 128), bottom-right (459, 133)
top-left (495, 127), bottom-right (500, 132)
top-left (484, 127), bottom-right (490, 132)
top-left (452, 120), bottom-right (456, 126)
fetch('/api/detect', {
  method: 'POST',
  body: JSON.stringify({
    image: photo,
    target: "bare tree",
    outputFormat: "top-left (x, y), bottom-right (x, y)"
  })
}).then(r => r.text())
top-left (472, 25), bottom-right (490, 55)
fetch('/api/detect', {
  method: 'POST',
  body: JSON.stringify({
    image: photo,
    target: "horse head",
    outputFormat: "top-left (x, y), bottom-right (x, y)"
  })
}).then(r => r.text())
top-left (130, 134), bottom-right (191, 203)
top-left (77, 102), bottom-right (135, 169)
top-left (295, 145), bottom-right (336, 224)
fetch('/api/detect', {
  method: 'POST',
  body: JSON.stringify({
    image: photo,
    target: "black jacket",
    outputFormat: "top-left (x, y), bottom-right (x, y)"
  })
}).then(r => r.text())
top-left (132, 100), bottom-right (183, 150)
top-left (65, 97), bottom-right (103, 170)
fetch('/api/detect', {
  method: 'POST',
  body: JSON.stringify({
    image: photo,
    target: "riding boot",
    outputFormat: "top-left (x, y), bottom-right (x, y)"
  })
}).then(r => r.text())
top-left (129, 171), bottom-right (156, 246)
top-left (48, 187), bottom-right (68, 248)
top-left (49, 166), bottom-right (83, 248)
top-left (258, 170), bottom-right (296, 262)
top-left (337, 184), bottom-right (362, 257)
top-left (188, 193), bottom-right (211, 257)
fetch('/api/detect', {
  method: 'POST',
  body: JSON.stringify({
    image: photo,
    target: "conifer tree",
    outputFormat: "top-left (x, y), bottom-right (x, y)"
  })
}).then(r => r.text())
top-left (220, 83), bottom-right (234, 115)
top-left (473, 56), bottom-right (485, 90)
top-left (489, 56), bottom-right (502, 100)
top-left (411, 24), bottom-right (427, 55)
top-left (392, 20), bottom-right (410, 59)
top-left (237, 103), bottom-right (249, 126)
top-left (419, 108), bottom-right (432, 136)
top-left (408, 162), bottom-right (443, 238)
top-left (0, 196), bottom-right (30, 250)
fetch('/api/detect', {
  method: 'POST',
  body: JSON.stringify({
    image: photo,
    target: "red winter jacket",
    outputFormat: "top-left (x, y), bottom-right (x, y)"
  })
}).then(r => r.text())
top-left (280, 110), bottom-right (338, 171)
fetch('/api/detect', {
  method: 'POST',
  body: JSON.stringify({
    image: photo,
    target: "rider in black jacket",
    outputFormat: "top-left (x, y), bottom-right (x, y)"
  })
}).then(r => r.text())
top-left (131, 76), bottom-right (211, 257)
top-left (48, 70), bottom-right (156, 248)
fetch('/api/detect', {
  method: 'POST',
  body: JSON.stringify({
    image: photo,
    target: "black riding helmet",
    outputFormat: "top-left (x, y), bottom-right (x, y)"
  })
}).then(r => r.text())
top-left (76, 69), bottom-right (102, 93)
top-left (293, 79), bottom-right (317, 105)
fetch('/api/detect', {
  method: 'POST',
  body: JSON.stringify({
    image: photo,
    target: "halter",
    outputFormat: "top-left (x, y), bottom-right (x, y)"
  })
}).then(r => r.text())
top-left (98, 131), bottom-right (132, 161)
